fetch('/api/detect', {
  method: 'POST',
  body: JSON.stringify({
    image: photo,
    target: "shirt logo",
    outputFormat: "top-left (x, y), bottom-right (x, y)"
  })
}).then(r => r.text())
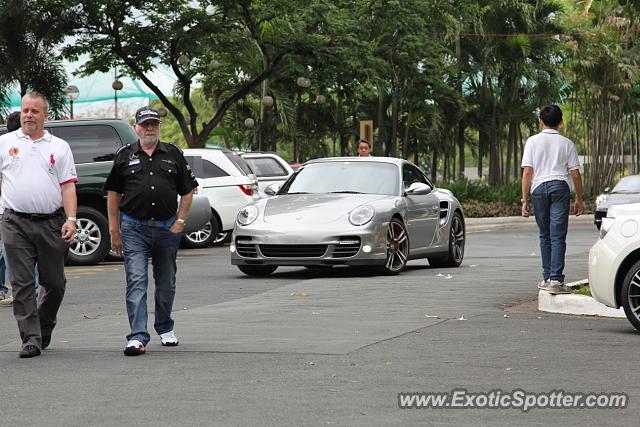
top-left (49, 153), bottom-right (56, 174)
top-left (8, 146), bottom-right (19, 157)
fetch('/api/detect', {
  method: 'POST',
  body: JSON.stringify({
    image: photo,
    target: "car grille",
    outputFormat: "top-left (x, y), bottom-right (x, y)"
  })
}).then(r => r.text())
top-left (259, 244), bottom-right (327, 258)
top-left (235, 239), bottom-right (258, 258)
top-left (332, 238), bottom-right (361, 258)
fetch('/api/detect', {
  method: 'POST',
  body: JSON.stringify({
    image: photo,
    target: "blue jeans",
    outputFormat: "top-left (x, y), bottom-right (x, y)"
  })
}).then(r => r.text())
top-left (121, 221), bottom-right (182, 345)
top-left (532, 180), bottom-right (571, 283)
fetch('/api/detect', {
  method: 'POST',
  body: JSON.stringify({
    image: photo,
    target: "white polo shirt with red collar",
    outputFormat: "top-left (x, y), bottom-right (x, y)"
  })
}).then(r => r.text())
top-left (0, 129), bottom-right (78, 214)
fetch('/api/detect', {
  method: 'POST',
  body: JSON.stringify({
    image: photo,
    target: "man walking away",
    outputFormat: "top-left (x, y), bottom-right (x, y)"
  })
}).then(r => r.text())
top-left (104, 106), bottom-right (198, 356)
top-left (521, 105), bottom-right (584, 295)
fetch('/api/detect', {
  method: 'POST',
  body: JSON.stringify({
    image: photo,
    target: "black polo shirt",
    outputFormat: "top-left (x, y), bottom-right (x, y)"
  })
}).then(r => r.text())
top-left (104, 141), bottom-right (198, 221)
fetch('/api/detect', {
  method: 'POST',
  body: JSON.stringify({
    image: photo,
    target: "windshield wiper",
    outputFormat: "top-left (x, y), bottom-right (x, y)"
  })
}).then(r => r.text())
top-left (330, 191), bottom-right (364, 194)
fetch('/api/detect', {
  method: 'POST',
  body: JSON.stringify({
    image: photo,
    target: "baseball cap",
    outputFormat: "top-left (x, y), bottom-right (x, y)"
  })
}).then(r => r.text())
top-left (135, 106), bottom-right (161, 124)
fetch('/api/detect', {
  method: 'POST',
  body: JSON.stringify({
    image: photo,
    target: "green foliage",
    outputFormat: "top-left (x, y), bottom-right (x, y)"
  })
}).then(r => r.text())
top-left (572, 284), bottom-right (592, 297)
top-left (438, 179), bottom-right (521, 204)
top-left (0, 0), bottom-right (635, 195)
top-left (0, 0), bottom-right (73, 116)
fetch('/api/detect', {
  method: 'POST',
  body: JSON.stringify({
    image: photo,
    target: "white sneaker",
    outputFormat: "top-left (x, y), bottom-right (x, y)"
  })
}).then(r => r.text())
top-left (548, 280), bottom-right (571, 295)
top-left (160, 331), bottom-right (179, 347)
top-left (123, 339), bottom-right (145, 356)
top-left (0, 294), bottom-right (13, 305)
top-left (537, 280), bottom-right (551, 291)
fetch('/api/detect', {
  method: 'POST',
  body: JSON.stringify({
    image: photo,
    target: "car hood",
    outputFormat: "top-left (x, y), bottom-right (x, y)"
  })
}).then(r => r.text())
top-left (263, 193), bottom-right (389, 224)
top-left (607, 202), bottom-right (640, 217)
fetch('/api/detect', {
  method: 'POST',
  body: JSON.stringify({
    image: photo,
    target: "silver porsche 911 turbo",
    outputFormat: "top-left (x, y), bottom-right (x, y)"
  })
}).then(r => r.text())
top-left (230, 157), bottom-right (465, 276)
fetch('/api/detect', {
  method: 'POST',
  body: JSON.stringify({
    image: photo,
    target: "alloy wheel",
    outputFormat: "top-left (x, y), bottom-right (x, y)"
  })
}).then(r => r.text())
top-left (385, 219), bottom-right (409, 273)
top-left (70, 217), bottom-right (102, 258)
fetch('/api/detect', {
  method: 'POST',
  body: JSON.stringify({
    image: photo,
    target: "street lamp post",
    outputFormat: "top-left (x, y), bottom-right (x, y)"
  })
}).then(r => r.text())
top-left (112, 80), bottom-right (123, 119)
top-left (63, 85), bottom-right (80, 119)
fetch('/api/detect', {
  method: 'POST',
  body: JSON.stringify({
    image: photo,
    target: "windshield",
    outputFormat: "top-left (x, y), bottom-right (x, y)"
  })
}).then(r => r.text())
top-left (612, 176), bottom-right (640, 193)
top-left (281, 161), bottom-right (399, 195)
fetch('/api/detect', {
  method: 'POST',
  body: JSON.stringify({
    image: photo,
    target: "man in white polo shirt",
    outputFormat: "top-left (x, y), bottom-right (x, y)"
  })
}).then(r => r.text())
top-left (521, 105), bottom-right (584, 295)
top-left (0, 91), bottom-right (78, 358)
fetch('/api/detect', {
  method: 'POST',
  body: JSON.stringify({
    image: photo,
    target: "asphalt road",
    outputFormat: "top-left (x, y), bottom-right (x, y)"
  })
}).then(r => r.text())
top-left (1, 220), bottom-right (637, 426)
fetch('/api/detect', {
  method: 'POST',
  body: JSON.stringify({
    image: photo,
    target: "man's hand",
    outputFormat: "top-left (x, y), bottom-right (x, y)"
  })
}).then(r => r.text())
top-left (61, 219), bottom-right (77, 243)
top-left (574, 199), bottom-right (584, 216)
top-left (170, 219), bottom-right (185, 235)
top-left (521, 202), bottom-right (530, 218)
top-left (110, 230), bottom-right (123, 256)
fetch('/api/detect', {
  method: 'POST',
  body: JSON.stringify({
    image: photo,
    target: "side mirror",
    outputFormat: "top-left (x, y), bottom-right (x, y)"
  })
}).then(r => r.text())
top-left (405, 182), bottom-right (431, 195)
top-left (264, 183), bottom-right (281, 196)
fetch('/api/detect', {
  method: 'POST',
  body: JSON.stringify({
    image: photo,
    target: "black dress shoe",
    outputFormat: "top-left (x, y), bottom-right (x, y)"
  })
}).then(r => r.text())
top-left (19, 345), bottom-right (41, 358)
top-left (42, 335), bottom-right (51, 350)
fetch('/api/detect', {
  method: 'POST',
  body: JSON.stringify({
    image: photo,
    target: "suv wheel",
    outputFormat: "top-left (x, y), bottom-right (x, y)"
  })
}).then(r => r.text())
top-left (181, 213), bottom-right (219, 249)
top-left (67, 206), bottom-right (110, 265)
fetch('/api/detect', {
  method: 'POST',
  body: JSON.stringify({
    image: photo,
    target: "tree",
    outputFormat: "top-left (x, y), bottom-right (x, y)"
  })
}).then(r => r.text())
top-left (66, 0), bottom-right (359, 148)
top-left (0, 0), bottom-right (73, 116)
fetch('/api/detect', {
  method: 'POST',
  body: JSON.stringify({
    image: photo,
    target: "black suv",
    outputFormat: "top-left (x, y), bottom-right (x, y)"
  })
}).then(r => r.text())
top-left (1, 119), bottom-right (210, 265)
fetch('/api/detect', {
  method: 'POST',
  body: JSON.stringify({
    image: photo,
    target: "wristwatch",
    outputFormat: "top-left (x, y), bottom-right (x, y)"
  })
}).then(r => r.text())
top-left (67, 216), bottom-right (77, 222)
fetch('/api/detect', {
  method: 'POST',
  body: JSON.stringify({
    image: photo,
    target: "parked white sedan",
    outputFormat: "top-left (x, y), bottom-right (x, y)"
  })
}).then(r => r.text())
top-left (182, 148), bottom-right (258, 247)
top-left (589, 202), bottom-right (640, 331)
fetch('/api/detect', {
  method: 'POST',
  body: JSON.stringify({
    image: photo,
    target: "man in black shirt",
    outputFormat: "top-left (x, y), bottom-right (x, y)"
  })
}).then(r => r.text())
top-left (104, 106), bottom-right (198, 356)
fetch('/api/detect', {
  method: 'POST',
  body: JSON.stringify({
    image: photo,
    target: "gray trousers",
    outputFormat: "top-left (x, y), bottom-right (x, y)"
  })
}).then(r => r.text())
top-left (2, 211), bottom-right (69, 349)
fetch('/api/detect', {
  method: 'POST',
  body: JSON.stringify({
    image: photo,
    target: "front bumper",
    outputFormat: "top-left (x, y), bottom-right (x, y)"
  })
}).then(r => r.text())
top-left (588, 238), bottom-right (619, 308)
top-left (230, 221), bottom-right (389, 266)
top-left (594, 209), bottom-right (607, 227)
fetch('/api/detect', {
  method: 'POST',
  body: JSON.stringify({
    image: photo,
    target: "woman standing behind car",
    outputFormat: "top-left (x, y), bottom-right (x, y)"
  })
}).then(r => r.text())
top-left (357, 139), bottom-right (371, 157)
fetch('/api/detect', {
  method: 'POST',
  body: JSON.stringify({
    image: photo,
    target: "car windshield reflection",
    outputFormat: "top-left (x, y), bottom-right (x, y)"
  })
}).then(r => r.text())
top-left (282, 162), bottom-right (398, 196)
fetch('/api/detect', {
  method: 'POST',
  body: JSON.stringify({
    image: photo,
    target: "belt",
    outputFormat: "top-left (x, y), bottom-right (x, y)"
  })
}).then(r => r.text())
top-left (7, 208), bottom-right (64, 221)
top-left (121, 214), bottom-right (176, 228)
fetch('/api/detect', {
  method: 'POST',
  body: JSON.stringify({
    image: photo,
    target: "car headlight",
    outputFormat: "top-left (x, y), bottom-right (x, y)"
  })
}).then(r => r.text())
top-left (237, 205), bottom-right (259, 226)
top-left (349, 205), bottom-right (375, 226)
top-left (595, 194), bottom-right (608, 206)
top-left (600, 216), bottom-right (615, 239)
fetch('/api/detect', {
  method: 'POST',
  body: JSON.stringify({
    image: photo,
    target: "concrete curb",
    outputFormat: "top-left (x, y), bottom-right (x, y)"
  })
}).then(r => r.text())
top-left (466, 214), bottom-right (594, 231)
top-left (537, 279), bottom-right (625, 318)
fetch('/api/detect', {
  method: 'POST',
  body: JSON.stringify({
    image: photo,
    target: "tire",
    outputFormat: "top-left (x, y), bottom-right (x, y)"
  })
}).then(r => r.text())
top-left (620, 259), bottom-right (640, 331)
top-left (377, 218), bottom-right (409, 275)
top-left (428, 212), bottom-right (465, 268)
top-left (212, 231), bottom-right (231, 246)
top-left (181, 213), bottom-right (219, 249)
top-left (67, 206), bottom-right (110, 266)
top-left (238, 265), bottom-right (278, 277)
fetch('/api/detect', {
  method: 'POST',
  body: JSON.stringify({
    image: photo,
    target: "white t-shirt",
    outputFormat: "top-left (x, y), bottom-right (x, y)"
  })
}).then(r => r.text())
top-left (0, 129), bottom-right (78, 214)
top-left (521, 129), bottom-right (580, 193)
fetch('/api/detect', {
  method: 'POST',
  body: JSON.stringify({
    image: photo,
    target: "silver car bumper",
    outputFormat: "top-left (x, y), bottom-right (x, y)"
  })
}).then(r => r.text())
top-left (230, 221), bottom-right (389, 266)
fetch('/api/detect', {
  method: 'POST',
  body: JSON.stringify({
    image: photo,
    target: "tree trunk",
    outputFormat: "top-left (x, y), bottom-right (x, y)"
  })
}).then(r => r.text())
top-left (389, 87), bottom-right (399, 157)
top-left (402, 109), bottom-right (413, 160)
top-left (458, 122), bottom-right (465, 180)
top-left (377, 83), bottom-right (386, 156)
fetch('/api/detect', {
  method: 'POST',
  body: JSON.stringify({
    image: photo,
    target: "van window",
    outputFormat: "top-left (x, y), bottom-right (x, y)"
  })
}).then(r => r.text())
top-left (50, 125), bottom-right (122, 163)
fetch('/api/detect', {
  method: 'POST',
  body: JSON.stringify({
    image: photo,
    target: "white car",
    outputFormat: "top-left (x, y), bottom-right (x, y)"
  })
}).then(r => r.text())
top-left (240, 152), bottom-right (293, 197)
top-left (182, 148), bottom-right (258, 247)
top-left (589, 202), bottom-right (640, 330)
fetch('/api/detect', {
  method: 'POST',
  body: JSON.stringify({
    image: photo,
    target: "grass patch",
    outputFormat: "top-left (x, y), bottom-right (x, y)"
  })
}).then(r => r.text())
top-left (571, 285), bottom-right (592, 297)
